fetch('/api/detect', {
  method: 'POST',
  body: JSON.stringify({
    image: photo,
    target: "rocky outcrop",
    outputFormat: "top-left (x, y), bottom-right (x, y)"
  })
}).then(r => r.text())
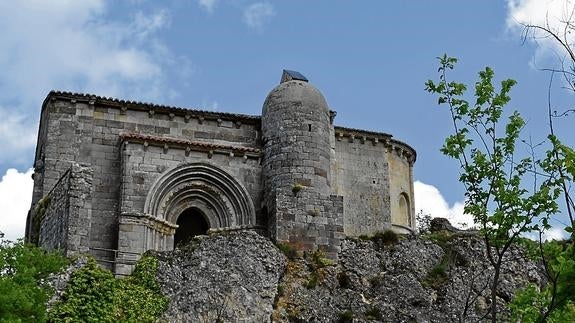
top-left (272, 234), bottom-right (543, 322)
top-left (152, 226), bottom-right (544, 322)
top-left (155, 230), bottom-right (287, 322)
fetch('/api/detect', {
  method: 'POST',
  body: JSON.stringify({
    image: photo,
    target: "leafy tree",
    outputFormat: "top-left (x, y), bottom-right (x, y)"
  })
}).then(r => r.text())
top-left (509, 239), bottom-right (575, 322)
top-left (0, 232), bottom-right (68, 322)
top-left (507, 7), bottom-right (575, 320)
top-left (415, 210), bottom-right (432, 234)
top-left (518, 3), bottom-right (575, 232)
top-left (426, 55), bottom-right (560, 322)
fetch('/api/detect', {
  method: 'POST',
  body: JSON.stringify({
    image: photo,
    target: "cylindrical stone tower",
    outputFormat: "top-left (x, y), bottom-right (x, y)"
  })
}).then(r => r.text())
top-left (261, 70), bottom-right (344, 258)
top-left (262, 70), bottom-right (332, 198)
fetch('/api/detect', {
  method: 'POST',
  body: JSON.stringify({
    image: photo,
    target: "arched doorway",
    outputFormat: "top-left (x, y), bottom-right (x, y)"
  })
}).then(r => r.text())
top-left (174, 208), bottom-right (210, 248)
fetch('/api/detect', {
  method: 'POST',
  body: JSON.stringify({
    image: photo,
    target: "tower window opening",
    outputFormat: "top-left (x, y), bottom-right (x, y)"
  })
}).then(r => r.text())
top-left (308, 124), bottom-right (312, 132)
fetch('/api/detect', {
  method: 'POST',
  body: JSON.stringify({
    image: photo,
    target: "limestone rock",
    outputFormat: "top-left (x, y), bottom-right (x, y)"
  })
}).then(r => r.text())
top-left (143, 227), bottom-right (544, 322)
top-left (155, 230), bottom-right (286, 322)
top-left (429, 217), bottom-right (459, 233)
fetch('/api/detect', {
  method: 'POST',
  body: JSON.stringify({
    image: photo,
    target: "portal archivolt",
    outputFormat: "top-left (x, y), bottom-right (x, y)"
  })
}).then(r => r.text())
top-left (144, 163), bottom-right (256, 230)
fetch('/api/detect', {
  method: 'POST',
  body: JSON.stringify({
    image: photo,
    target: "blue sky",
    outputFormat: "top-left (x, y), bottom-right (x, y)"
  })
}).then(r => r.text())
top-left (0, 0), bottom-right (573, 240)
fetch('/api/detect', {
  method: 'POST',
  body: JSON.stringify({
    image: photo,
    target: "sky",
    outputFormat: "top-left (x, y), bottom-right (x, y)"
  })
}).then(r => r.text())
top-left (0, 0), bottom-right (574, 241)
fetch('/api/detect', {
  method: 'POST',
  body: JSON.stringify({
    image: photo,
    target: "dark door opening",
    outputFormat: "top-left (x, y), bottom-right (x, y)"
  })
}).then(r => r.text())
top-left (174, 208), bottom-right (209, 248)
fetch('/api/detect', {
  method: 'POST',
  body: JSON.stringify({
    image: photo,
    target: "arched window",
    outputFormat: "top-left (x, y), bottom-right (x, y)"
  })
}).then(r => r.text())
top-left (397, 193), bottom-right (411, 227)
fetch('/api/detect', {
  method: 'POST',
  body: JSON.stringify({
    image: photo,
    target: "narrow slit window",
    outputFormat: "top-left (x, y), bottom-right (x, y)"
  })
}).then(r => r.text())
top-left (308, 124), bottom-right (312, 132)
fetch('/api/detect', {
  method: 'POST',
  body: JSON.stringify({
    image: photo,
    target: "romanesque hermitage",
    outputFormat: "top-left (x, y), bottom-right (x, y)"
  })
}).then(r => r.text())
top-left (26, 70), bottom-right (416, 275)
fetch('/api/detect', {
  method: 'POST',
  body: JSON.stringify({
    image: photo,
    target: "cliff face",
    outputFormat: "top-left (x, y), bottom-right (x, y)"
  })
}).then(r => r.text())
top-left (155, 231), bottom-right (287, 322)
top-left (153, 229), bottom-right (544, 322)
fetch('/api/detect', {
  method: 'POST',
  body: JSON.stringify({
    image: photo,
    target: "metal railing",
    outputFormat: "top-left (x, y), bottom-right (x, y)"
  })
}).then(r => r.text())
top-left (89, 247), bottom-right (142, 275)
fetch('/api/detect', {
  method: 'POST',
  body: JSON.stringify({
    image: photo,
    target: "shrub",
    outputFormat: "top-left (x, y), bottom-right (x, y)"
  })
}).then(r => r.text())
top-left (338, 310), bottom-right (353, 323)
top-left (424, 230), bottom-right (453, 248)
top-left (309, 249), bottom-right (333, 269)
top-left (416, 210), bottom-right (433, 234)
top-left (358, 234), bottom-right (370, 241)
top-left (0, 236), bottom-right (68, 322)
top-left (373, 230), bottom-right (399, 246)
top-left (48, 256), bottom-right (169, 322)
top-left (305, 271), bottom-right (319, 289)
top-left (308, 208), bottom-right (320, 217)
top-left (337, 271), bottom-right (351, 289)
top-left (292, 183), bottom-right (305, 195)
top-left (422, 262), bottom-right (448, 289)
top-left (276, 242), bottom-right (298, 260)
top-left (365, 306), bottom-right (382, 320)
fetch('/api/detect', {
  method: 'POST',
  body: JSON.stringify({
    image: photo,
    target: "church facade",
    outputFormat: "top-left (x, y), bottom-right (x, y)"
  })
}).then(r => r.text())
top-left (26, 70), bottom-right (416, 275)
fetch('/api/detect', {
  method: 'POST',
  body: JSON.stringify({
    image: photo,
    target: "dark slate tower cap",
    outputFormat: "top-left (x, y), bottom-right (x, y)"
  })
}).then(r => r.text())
top-left (281, 69), bottom-right (308, 83)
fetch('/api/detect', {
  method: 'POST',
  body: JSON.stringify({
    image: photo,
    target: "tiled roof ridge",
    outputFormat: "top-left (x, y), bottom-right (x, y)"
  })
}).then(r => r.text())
top-left (334, 125), bottom-right (416, 157)
top-left (334, 125), bottom-right (393, 138)
top-left (46, 90), bottom-right (261, 122)
top-left (119, 132), bottom-right (261, 153)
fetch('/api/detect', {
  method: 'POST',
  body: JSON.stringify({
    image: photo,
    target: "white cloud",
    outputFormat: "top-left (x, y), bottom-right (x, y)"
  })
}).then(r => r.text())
top-left (506, 0), bottom-right (575, 64)
top-left (0, 168), bottom-right (33, 241)
top-left (0, 1), bottom-right (170, 102)
top-left (414, 180), bottom-right (474, 229)
top-left (197, 0), bottom-right (218, 13)
top-left (132, 9), bottom-right (171, 40)
top-left (524, 226), bottom-right (568, 241)
top-left (414, 180), bottom-right (570, 240)
top-left (0, 109), bottom-right (38, 167)
top-left (243, 2), bottom-right (275, 31)
top-left (202, 100), bottom-right (219, 111)
top-left (542, 227), bottom-right (568, 240)
top-left (0, 1), bottom-right (180, 168)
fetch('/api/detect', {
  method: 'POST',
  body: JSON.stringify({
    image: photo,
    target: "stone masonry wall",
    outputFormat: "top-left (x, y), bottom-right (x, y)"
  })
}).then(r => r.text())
top-left (334, 136), bottom-right (391, 236)
top-left (32, 93), bottom-right (261, 253)
top-left (38, 163), bottom-right (93, 256)
top-left (333, 128), bottom-right (417, 235)
top-left (272, 188), bottom-right (344, 259)
top-left (388, 145), bottom-right (416, 229)
top-left (119, 141), bottom-right (262, 219)
top-left (38, 169), bottom-right (71, 252)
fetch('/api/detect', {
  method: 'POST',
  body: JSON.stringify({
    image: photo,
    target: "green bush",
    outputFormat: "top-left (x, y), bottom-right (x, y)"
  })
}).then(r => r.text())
top-left (309, 249), bottom-right (333, 269)
top-left (48, 258), bottom-right (116, 321)
top-left (48, 255), bottom-right (169, 322)
top-left (424, 230), bottom-right (454, 248)
top-left (423, 264), bottom-right (448, 289)
top-left (358, 234), bottom-right (370, 241)
top-left (337, 310), bottom-right (353, 323)
top-left (365, 306), bottom-right (382, 320)
top-left (0, 235), bottom-right (68, 322)
top-left (276, 242), bottom-right (298, 259)
top-left (509, 241), bottom-right (575, 322)
top-left (373, 230), bottom-right (399, 246)
top-left (305, 271), bottom-right (319, 289)
top-left (336, 271), bottom-right (351, 289)
top-left (292, 183), bottom-right (305, 195)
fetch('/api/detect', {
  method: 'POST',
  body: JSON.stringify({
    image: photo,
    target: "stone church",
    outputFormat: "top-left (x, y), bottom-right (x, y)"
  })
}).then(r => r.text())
top-left (26, 70), bottom-right (416, 275)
